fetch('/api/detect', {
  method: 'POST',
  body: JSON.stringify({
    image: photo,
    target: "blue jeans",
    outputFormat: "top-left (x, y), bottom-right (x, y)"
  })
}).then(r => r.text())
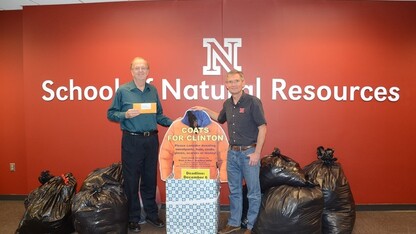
top-left (227, 147), bottom-right (261, 230)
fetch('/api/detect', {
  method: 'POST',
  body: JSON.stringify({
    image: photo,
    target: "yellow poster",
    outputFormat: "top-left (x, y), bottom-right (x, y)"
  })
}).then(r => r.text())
top-left (181, 169), bottom-right (210, 179)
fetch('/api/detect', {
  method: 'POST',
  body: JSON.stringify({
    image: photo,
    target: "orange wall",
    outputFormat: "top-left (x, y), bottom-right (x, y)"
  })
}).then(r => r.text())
top-left (1, 0), bottom-right (415, 204)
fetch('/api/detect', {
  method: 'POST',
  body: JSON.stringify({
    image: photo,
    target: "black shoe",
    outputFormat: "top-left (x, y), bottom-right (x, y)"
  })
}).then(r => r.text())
top-left (241, 217), bottom-right (248, 229)
top-left (128, 222), bottom-right (141, 232)
top-left (145, 217), bottom-right (165, 228)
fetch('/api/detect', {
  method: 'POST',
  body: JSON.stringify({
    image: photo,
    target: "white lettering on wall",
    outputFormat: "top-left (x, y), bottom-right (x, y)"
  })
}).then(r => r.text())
top-left (161, 78), bottom-right (261, 100)
top-left (203, 38), bottom-right (242, 75)
top-left (271, 78), bottom-right (400, 102)
top-left (41, 78), bottom-right (120, 101)
top-left (40, 77), bottom-right (399, 102)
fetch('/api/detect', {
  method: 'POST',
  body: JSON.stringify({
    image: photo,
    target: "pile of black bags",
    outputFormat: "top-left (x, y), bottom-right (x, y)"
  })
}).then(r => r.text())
top-left (16, 173), bottom-right (77, 234)
top-left (254, 148), bottom-right (323, 234)
top-left (16, 163), bottom-right (128, 234)
top-left (304, 146), bottom-right (356, 233)
top-left (253, 147), bottom-right (356, 234)
top-left (72, 163), bottom-right (128, 234)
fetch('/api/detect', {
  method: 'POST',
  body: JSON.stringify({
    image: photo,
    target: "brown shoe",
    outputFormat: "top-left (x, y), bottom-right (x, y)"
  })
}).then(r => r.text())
top-left (243, 229), bottom-right (252, 234)
top-left (218, 224), bottom-right (241, 234)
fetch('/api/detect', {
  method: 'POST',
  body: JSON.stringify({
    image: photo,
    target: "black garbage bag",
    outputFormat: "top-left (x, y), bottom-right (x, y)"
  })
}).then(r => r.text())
top-left (260, 148), bottom-right (311, 192)
top-left (38, 170), bottom-right (54, 185)
top-left (80, 162), bottom-right (123, 191)
top-left (72, 163), bottom-right (128, 234)
top-left (253, 185), bottom-right (324, 234)
top-left (16, 173), bottom-right (77, 234)
top-left (23, 170), bottom-right (56, 209)
top-left (303, 146), bottom-right (356, 234)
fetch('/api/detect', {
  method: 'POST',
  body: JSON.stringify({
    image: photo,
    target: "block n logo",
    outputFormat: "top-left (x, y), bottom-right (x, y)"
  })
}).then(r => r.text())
top-left (203, 38), bottom-right (242, 75)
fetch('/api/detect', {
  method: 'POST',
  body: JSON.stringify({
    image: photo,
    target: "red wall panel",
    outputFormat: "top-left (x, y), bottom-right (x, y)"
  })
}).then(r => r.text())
top-left (1, 0), bottom-right (415, 204)
top-left (221, 0), bottom-right (416, 203)
top-left (0, 10), bottom-right (27, 194)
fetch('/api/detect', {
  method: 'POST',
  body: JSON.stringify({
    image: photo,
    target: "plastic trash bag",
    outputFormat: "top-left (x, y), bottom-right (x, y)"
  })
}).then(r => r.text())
top-left (38, 170), bottom-right (54, 185)
top-left (16, 173), bottom-right (77, 234)
top-left (260, 148), bottom-right (311, 192)
top-left (303, 146), bottom-right (356, 234)
top-left (253, 185), bottom-right (324, 234)
top-left (23, 170), bottom-right (55, 209)
top-left (72, 163), bottom-right (128, 234)
top-left (80, 162), bottom-right (123, 191)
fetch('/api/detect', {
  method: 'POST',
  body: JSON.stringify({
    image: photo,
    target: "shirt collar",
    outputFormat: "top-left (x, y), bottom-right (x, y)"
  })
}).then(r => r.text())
top-left (126, 80), bottom-right (150, 92)
top-left (229, 90), bottom-right (247, 105)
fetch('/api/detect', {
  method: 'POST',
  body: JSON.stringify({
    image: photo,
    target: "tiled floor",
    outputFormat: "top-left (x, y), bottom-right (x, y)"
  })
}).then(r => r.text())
top-left (2, 200), bottom-right (416, 234)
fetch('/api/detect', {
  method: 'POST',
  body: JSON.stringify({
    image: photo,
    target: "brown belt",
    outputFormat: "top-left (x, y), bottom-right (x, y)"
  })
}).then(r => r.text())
top-left (229, 144), bottom-right (257, 151)
top-left (123, 130), bottom-right (158, 137)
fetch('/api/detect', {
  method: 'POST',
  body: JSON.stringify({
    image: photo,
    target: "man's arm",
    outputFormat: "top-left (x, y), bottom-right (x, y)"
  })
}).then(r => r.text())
top-left (249, 124), bottom-right (267, 166)
top-left (191, 106), bottom-right (219, 121)
top-left (255, 124), bottom-right (267, 155)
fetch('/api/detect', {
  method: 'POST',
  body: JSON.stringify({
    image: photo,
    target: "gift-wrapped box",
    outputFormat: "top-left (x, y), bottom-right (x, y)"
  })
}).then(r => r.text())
top-left (166, 177), bottom-right (220, 234)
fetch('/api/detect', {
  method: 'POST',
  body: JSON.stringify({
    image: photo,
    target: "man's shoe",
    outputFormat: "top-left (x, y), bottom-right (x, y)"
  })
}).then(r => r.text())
top-left (241, 217), bottom-right (248, 229)
top-left (218, 224), bottom-right (241, 234)
top-left (128, 222), bottom-right (141, 233)
top-left (145, 217), bottom-right (165, 228)
top-left (243, 229), bottom-right (252, 234)
top-left (138, 219), bottom-right (147, 225)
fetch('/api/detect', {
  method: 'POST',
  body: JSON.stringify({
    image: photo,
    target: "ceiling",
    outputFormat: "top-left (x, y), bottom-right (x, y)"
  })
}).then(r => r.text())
top-left (2, 0), bottom-right (414, 10)
top-left (0, 0), bottom-right (143, 11)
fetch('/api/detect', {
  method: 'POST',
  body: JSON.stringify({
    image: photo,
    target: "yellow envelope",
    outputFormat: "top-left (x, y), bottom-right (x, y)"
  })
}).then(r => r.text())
top-left (133, 102), bottom-right (156, 114)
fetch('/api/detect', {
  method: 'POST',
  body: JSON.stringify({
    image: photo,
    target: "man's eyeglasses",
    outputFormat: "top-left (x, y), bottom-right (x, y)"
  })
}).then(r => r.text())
top-left (133, 66), bottom-right (149, 71)
top-left (226, 79), bottom-right (242, 84)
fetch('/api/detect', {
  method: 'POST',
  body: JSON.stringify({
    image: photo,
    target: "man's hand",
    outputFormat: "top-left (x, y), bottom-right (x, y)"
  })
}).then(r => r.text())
top-left (190, 106), bottom-right (205, 111)
top-left (248, 151), bottom-right (261, 166)
top-left (189, 106), bottom-right (219, 121)
top-left (125, 109), bottom-right (141, 118)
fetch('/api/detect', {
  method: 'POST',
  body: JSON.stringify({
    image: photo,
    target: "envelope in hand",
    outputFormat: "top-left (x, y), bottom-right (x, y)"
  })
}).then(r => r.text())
top-left (133, 102), bottom-right (156, 114)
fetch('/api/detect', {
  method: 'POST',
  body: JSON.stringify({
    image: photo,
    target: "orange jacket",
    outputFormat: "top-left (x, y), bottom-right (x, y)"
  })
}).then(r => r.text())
top-left (159, 110), bottom-right (228, 182)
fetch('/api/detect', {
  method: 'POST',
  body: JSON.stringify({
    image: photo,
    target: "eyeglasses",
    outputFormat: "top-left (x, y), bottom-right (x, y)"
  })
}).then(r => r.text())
top-left (133, 66), bottom-right (149, 71)
top-left (226, 79), bottom-right (242, 84)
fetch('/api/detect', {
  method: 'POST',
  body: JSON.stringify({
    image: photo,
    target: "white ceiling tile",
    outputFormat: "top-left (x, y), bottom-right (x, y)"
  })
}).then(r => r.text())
top-left (0, 0), bottom-right (36, 10)
top-left (30, 0), bottom-right (82, 5)
top-left (0, 0), bottom-right (132, 10)
top-left (81, 0), bottom-right (128, 2)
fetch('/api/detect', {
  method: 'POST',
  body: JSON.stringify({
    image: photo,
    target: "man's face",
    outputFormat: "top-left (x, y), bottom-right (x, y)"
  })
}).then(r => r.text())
top-left (225, 73), bottom-right (245, 95)
top-left (131, 59), bottom-right (149, 80)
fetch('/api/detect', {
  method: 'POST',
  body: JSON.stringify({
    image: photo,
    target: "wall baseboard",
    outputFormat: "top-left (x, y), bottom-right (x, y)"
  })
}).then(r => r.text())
top-left (355, 204), bottom-right (416, 211)
top-left (163, 204), bottom-right (416, 211)
top-left (2, 195), bottom-right (415, 211)
top-left (0, 195), bottom-right (26, 200)
top-left (219, 204), bottom-right (416, 211)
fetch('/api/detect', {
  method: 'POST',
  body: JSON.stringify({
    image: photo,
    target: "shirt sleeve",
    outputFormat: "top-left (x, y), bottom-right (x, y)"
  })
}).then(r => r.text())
top-left (252, 98), bottom-right (267, 126)
top-left (107, 89), bottom-right (126, 122)
top-left (217, 103), bottom-right (227, 124)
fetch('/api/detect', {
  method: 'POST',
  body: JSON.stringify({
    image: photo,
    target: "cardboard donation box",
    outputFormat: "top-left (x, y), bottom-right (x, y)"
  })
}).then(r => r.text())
top-left (166, 177), bottom-right (220, 234)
